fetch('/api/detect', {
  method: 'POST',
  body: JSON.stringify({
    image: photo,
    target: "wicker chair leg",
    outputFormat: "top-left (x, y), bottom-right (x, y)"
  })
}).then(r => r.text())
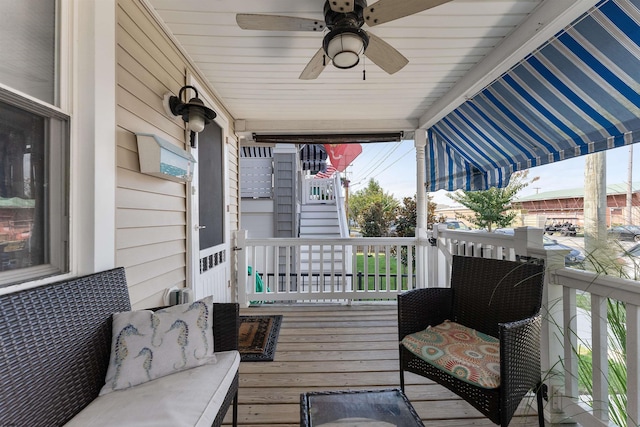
top-left (232, 390), bottom-right (238, 427)
top-left (399, 347), bottom-right (406, 392)
top-left (536, 383), bottom-right (545, 427)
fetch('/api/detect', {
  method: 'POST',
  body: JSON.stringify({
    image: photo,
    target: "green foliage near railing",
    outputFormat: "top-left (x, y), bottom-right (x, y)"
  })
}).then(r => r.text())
top-left (574, 297), bottom-right (629, 427)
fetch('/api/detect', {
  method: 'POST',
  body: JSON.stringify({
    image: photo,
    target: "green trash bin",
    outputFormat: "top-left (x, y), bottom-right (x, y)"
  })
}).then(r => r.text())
top-left (248, 266), bottom-right (267, 305)
top-left (248, 265), bottom-right (264, 292)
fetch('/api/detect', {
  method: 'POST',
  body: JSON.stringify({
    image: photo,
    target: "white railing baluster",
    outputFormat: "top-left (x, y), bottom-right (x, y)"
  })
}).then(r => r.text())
top-left (374, 245), bottom-right (380, 293)
top-left (628, 303), bottom-right (640, 427)
top-left (563, 286), bottom-right (579, 401)
top-left (591, 294), bottom-right (609, 422)
top-left (297, 243), bottom-right (303, 294)
top-left (285, 245), bottom-right (291, 296)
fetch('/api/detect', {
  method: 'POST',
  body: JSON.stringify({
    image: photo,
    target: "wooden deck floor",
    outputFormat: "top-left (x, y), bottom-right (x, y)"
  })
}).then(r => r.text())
top-left (224, 303), bottom-right (545, 426)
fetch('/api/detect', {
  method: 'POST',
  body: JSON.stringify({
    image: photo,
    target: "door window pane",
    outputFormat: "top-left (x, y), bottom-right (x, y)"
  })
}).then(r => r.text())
top-left (198, 122), bottom-right (224, 249)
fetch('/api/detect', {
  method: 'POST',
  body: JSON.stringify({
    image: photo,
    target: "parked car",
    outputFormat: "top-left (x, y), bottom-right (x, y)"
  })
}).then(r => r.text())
top-left (616, 243), bottom-right (640, 278)
top-left (495, 228), bottom-right (586, 267)
top-left (623, 243), bottom-right (640, 257)
top-left (441, 220), bottom-right (470, 230)
top-left (607, 225), bottom-right (640, 242)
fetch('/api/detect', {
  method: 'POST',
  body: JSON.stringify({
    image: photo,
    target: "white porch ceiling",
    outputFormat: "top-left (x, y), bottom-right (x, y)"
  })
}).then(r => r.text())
top-left (147, 0), bottom-right (600, 140)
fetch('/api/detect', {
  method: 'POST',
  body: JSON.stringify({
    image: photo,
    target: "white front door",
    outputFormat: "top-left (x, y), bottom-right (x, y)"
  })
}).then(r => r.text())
top-left (189, 120), bottom-right (229, 301)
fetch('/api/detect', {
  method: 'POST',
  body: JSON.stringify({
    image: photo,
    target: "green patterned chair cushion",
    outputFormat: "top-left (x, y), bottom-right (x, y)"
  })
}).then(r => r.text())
top-left (401, 320), bottom-right (500, 389)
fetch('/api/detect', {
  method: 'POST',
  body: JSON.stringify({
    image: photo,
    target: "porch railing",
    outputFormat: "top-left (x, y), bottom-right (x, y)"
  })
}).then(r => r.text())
top-left (236, 235), bottom-right (417, 302)
top-left (303, 176), bottom-right (336, 204)
top-left (548, 267), bottom-right (639, 427)
top-left (233, 227), bottom-right (640, 427)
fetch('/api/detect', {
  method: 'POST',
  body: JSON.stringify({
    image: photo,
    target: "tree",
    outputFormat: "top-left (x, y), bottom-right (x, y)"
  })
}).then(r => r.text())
top-left (361, 202), bottom-right (386, 237)
top-left (447, 170), bottom-right (538, 232)
top-left (349, 179), bottom-right (398, 237)
top-left (395, 194), bottom-right (437, 237)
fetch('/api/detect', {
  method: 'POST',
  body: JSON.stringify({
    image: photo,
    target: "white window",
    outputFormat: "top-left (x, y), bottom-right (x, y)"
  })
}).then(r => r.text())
top-left (0, 0), bottom-right (69, 286)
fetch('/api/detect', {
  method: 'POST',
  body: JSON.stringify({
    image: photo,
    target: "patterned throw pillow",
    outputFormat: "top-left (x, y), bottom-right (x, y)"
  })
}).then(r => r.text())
top-left (401, 320), bottom-right (500, 389)
top-left (100, 296), bottom-right (216, 395)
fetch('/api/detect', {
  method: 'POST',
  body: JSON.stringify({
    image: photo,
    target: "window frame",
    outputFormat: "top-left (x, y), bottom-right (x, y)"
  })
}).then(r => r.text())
top-left (0, 88), bottom-right (70, 287)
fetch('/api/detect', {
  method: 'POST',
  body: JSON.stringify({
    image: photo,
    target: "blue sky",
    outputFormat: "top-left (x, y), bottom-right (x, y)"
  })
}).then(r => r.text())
top-left (345, 141), bottom-right (640, 205)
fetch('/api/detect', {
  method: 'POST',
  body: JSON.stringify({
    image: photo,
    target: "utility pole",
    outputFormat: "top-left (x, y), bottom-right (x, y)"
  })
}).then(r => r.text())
top-left (584, 151), bottom-right (607, 258)
top-left (627, 145), bottom-right (633, 225)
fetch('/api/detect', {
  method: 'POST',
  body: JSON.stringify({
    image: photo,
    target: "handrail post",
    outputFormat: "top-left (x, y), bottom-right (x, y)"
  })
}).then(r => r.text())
top-left (415, 228), bottom-right (428, 289)
top-left (516, 226), bottom-right (570, 424)
top-left (235, 230), bottom-right (249, 307)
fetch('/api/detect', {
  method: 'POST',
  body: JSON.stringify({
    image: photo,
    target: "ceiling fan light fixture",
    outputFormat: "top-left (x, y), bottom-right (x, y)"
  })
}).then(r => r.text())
top-left (323, 28), bottom-right (369, 69)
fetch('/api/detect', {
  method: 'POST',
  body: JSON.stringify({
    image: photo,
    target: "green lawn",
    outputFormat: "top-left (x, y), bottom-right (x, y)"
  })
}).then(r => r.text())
top-left (354, 253), bottom-right (414, 291)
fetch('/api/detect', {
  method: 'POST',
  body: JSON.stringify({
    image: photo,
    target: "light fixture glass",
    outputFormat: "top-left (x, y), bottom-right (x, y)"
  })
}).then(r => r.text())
top-left (186, 105), bottom-right (205, 133)
top-left (323, 28), bottom-right (368, 70)
top-left (327, 33), bottom-right (363, 68)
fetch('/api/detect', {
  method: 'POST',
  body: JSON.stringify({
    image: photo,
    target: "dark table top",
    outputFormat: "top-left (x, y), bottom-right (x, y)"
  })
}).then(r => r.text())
top-left (300, 388), bottom-right (424, 427)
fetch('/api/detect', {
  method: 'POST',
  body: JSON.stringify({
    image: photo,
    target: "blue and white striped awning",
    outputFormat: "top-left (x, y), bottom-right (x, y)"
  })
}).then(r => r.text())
top-left (427, 0), bottom-right (640, 191)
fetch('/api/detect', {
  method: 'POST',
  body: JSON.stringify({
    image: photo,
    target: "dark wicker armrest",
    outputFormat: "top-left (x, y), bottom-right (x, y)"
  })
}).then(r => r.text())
top-left (213, 303), bottom-right (239, 352)
top-left (499, 314), bottom-right (542, 421)
top-left (398, 288), bottom-right (453, 340)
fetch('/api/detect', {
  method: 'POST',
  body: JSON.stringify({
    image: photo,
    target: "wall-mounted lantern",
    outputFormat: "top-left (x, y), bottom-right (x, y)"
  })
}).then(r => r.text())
top-left (136, 133), bottom-right (196, 182)
top-left (164, 85), bottom-right (216, 147)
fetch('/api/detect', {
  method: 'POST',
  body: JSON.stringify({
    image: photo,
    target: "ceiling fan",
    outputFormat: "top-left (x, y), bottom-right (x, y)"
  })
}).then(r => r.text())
top-left (236, 0), bottom-right (452, 80)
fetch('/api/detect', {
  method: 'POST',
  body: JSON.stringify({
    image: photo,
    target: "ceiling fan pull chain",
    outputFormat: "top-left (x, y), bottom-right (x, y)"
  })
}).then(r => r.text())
top-left (323, 55), bottom-right (326, 66)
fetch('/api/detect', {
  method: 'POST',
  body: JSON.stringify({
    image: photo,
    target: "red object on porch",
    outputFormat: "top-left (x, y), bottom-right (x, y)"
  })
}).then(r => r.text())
top-left (323, 144), bottom-right (362, 172)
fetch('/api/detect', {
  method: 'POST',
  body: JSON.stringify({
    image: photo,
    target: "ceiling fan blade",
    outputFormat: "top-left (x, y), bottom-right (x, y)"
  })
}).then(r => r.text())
top-left (364, 0), bottom-right (452, 26)
top-left (329, 0), bottom-right (355, 13)
top-left (300, 48), bottom-right (329, 80)
top-left (236, 14), bottom-right (325, 31)
top-left (364, 32), bottom-right (408, 74)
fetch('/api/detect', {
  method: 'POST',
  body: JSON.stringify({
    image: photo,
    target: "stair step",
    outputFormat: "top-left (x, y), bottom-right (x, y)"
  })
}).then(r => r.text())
top-left (300, 218), bottom-right (340, 229)
top-left (301, 204), bottom-right (337, 211)
top-left (300, 228), bottom-right (341, 235)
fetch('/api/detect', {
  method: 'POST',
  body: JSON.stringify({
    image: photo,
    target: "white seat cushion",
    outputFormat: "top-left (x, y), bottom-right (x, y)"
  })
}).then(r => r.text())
top-left (65, 350), bottom-right (239, 427)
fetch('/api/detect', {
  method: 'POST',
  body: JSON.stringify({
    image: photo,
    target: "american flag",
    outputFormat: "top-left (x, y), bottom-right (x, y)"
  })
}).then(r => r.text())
top-left (315, 164), bottom-right (337, 179)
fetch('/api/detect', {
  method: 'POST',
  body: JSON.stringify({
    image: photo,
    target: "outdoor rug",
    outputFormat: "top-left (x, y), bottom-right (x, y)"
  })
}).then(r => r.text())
top-left (238, 315), bottom-right (282, 362)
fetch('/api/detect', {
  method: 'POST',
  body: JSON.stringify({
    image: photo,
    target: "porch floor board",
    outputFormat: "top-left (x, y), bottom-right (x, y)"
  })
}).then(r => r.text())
top-left (225, 304), bottom-right (546, 426)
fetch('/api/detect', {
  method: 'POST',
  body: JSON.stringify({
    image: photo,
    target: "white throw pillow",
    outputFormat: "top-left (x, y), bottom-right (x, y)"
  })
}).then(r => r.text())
top-left (100, 296), bottom-right (216, 395)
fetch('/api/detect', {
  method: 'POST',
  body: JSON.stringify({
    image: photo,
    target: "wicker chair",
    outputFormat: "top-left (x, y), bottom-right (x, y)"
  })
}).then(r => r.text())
top-left (398, 255), bottom-right (546, 427)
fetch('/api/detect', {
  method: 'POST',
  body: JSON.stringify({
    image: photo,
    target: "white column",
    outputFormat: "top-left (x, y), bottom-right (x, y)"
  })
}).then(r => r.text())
top-left (74, 0), bottom-right (116, 274)
top-left (414, 130), bottom-right (428, 287)
top-left (415, 129), bottom-right (427, 230)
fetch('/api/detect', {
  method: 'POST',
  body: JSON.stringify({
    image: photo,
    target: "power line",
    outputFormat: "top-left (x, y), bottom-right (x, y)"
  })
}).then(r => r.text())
top-left (353, 143), bottom-right (402, 179)
top-left (350, 148), bottom-right (414, 190)
top-left (351, 143), bottom-right (405, 184)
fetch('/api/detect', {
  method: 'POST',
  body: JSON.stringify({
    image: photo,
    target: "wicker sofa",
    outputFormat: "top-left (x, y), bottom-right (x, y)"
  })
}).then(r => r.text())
top-left (0, 267), bottom-right (239, 427)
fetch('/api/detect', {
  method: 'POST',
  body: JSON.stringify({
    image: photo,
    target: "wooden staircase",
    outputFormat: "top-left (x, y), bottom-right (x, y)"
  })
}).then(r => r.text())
top-left (298, 203), bottom-right (350, 278)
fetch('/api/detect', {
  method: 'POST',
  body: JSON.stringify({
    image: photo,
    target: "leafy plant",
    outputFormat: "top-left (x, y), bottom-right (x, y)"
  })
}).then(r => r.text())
top-left (447, 170), bottom-right (538, 231)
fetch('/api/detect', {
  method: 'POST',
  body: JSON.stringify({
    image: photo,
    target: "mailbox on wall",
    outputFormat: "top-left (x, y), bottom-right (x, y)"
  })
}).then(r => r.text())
top-left (136, 133), bottom-right (196, 182)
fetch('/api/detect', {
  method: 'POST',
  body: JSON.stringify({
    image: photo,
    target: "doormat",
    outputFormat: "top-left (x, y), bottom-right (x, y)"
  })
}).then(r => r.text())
top-left (238, 315), bottom-right (282, 362)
